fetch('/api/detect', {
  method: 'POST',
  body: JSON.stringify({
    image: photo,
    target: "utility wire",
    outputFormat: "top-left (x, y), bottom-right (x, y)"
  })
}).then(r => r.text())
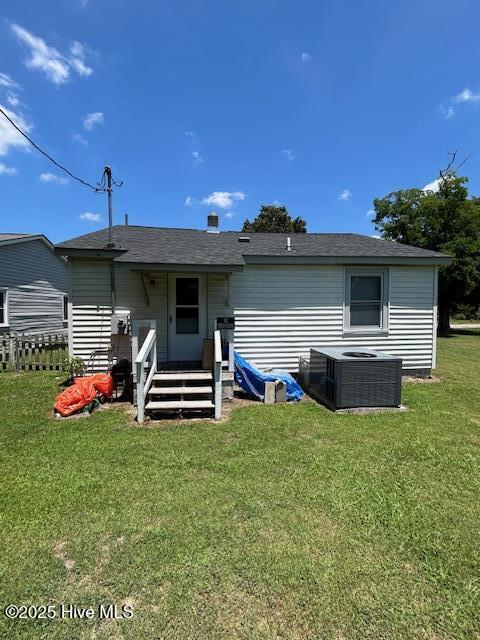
top-left (0, 106), bottom-right (119, 192)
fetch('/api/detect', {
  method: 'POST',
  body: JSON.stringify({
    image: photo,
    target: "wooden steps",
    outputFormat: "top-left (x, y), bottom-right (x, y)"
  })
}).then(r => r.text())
top-left (148, 386), bottom-right (213, 395)
top-left (145, 369), bottom-right (215, 416)
top-left (152, 371), bottom-right (212, 381)
top-left (146, 400), bottom-right (215, 411)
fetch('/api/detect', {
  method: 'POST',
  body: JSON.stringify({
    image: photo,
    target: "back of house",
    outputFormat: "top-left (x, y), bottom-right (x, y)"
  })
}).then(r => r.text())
top-left (55, 215), bottom-right (451, 377)
top-left (0, 234), bottom-right (68, 335)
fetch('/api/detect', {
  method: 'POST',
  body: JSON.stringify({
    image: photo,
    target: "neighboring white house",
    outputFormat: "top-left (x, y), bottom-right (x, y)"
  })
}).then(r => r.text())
top-left (55, 217), bottom-right (451, 378)
top-left (0, 234), bottom-right (68, 335)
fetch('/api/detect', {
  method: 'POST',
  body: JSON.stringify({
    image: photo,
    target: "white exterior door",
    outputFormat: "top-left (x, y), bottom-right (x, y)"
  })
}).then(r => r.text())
top-left (168, 274), bottom-right (206, 361)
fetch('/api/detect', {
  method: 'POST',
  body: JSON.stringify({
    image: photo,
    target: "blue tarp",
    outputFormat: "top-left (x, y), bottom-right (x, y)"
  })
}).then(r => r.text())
top-left (234, 351), bottom-right (304, 402)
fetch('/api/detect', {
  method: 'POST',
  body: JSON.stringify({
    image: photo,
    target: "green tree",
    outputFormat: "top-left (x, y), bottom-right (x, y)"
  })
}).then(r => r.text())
top-left (373, 175), bottom-right (480, 334)
top-left (242, 205), bottom-right (307, 233)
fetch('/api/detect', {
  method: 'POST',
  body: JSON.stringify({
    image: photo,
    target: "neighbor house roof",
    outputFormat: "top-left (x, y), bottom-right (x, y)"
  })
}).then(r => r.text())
top-left (55, 225), bottom-right (451, 268)
top-left (0, 233), bottom-right (54, 249)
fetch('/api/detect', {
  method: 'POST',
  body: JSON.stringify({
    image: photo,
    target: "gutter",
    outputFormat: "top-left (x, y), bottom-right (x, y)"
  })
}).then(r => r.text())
top-left (243, 255), bottom-right (452, 266)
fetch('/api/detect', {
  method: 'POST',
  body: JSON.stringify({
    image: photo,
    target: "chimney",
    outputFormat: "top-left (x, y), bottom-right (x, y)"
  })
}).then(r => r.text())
top-left (124, 213), bottom-right (129, 226)
top-left (207, 211), bottom-right (219, 233)
top-left (286, 236), bottom-right (291, 251)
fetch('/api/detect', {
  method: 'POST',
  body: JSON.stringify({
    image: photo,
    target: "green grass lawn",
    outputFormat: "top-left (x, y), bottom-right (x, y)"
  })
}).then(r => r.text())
top-left (1, 335), bottom-right (479, 639)
top-left (451, 318), bottom-right (480, 325)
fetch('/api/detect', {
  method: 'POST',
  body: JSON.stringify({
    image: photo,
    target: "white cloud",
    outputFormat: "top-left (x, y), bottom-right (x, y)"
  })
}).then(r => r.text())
top-left (440, 87), bottom-right (480, 120)
top-left (301, 52), bottom-right (312, 63)
top-left (69, 41), bottom-right (93, 77)
top-left (73, 132), bottom-right (88, 145)
top-left (83, 111), bottom-right (104, 130)
top-left (453, 88), bottom-right (480, 104)
top-left (423, 175), bottom-right (455, 193)
top-left (79, 212), bottom-right (101, 221)
top-left (282, 149), bottom-right (295, 162)
top-left (440, 104), bottom-right (455, 119)
top-left (185, 196), bottom-right (196, 207)
top-left (370, 234), bottom-right (381, 239)
top-left (10, 24), bottom-right (95, 84)
top-left (11, 23), bottom-right (70, 84)
top-left (0, 162), bottom-right (17, 175)
top-left (201, 191), bottom-right (246, 209)
top-left (192, 151), bottom-right (204, 164)
top-left (338, 189), bottom-right (352, 201)
top-left (6, 93), bottom-right (20, 107)
top-left (366, 209), bottom-right (375, 219)
top-left (39, 172), bottom-right (69, 185)
top-left (0, 72), bottom-right (19, 88)
top-left (423, 178), bottom-right (441, 192)
top-left (0, 104), bottom-right (31, 156)
top-left (184, 130), bottom-right (195, 140)
top-left (224, 212), bottom-right (235, 219)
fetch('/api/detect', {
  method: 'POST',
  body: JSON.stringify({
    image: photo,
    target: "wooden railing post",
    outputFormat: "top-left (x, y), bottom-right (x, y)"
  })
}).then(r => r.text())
top-left (136, 358), bottom-right (145, 424)
top-left (134, 327), bottom-right (157, 423)
top-left (214, 330), bottom-right (222, 420)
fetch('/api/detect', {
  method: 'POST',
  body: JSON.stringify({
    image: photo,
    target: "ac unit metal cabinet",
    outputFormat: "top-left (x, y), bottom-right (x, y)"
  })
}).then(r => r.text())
top-left (309, 347), bottom-right (402, 410)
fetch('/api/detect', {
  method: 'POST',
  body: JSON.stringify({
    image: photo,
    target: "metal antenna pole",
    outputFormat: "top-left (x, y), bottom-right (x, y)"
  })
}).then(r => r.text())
top-left (105, 165), bottom-right (114, 247)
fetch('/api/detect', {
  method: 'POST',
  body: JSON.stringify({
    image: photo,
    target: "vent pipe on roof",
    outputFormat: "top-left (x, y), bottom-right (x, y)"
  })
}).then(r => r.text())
top-left (207, 211), bottom-right (219, 233)
top-left (286, 236), bottom-right (291, 251)
top-left (124, 213), bottom-right (129, 226)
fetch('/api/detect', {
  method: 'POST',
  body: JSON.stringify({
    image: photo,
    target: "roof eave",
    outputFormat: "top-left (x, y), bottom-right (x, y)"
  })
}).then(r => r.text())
top-left (54, 247), bottom-right (128, 259)
top-left (243, 254), bottom-right (452, 265)
top-left (128, 263), bottom-right (244, 273)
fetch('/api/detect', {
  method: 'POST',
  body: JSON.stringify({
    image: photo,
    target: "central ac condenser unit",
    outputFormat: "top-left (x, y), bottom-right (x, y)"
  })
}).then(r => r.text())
top-left (309, 347), bottom-right (402, 410)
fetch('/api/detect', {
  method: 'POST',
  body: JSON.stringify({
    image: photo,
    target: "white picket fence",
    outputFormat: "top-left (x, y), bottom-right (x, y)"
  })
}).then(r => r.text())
top-left (0, 333), bottom-right (68, 372)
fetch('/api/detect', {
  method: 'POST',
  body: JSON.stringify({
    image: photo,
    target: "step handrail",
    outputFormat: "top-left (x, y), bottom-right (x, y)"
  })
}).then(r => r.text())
top-left (135, 328), bottom-right (157, 423)
top-left (214, 329), bottom-right (222, 420)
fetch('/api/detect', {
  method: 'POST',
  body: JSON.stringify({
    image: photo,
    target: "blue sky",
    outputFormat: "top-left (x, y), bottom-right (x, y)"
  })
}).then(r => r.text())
top-left (1, 0), bottom-right (480, 243)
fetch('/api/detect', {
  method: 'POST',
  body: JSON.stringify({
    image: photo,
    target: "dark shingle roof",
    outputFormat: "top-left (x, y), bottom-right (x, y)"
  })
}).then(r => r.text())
top-left (0, 233), bottom-right (35, 242)
top-left (55, 225), bottom-right (450, 265)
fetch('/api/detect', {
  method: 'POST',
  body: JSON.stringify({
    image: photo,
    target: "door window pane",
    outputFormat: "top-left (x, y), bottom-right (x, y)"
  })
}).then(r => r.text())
top-left (176, 307), bottom-right (199, 334)
top-left (176, 278), bottom-right (198, 305)
top-left (350, 303), bottom-right (381, 327)
top-left (351, 275), bottom-right (381, 301)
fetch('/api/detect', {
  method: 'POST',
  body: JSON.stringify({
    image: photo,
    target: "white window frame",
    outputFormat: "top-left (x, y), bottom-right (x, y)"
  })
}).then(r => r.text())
top-left (344, 268), bottom-right (389, 335)
top-left (0, 287), bottom-right (9, 327)
top-left (62, 293), bottom-right (68, 323)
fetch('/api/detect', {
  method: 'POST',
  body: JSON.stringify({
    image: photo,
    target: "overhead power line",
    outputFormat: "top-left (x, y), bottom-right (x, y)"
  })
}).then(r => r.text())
top-left (0, 106), bottom-right (121, 192)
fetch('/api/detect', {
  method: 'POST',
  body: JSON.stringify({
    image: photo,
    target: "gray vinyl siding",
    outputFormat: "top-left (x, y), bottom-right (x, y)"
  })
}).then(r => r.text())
top-left (0, 239), bottom-right (67, 335)
top-left (70, 259), bottom-right (112, 370)
top-left (115, 265), bottom-right (168, 362)
top-left (230, 265), bottom-right (436, 371)
top-left (207, 273), bottom-right (231, 334)
top-left (70, 260), bottom-right (168, 366)
top-left (69, 261), bottom-right (437, 373)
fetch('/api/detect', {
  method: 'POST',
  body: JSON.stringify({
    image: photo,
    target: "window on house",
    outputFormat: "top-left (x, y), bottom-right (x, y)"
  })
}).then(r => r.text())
top-left (345, 270), bottom-right (388, 331)
top-left (0, 288), bottom-right (9, 326)
top-left (62, 294), bottom-right (68, 323)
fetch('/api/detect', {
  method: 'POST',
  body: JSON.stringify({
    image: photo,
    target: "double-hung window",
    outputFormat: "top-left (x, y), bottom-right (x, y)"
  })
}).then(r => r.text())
top-left (0, 288), bottom-right (9, 327)
top-left (344, 269), bottom-right (388, 333)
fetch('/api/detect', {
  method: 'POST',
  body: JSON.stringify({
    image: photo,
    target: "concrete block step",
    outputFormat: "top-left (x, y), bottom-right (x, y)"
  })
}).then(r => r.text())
top-left (146, 400), bottom-right (215, 410)
top-left (153, 372), bottom-right (212, 381)
top-left (148, 386), bottom-right (213, 395)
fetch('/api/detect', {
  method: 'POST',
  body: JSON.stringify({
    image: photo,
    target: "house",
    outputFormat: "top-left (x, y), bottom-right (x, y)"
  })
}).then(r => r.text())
top-left (0, 233), bottom-right (68, 335)
top-left (55, 215), bottom-right (450, 418)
